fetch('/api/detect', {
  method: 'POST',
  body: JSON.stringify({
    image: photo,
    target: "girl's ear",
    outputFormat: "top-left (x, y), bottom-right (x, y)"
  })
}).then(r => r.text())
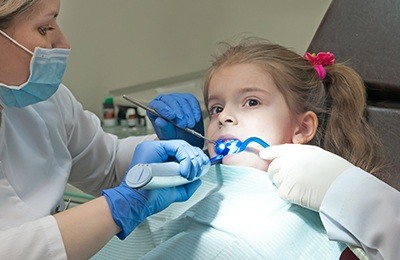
top-left (292, 111), bottom-right (318, 144)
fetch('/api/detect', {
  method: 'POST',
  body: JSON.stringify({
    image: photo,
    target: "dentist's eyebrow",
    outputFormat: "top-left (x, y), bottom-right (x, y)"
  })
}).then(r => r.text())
top-left (45, 11), bottom-right (58, 19)
top-left (37, 10), bottom-right (58, 20)
top-left (34, 11), bottom-right (58, 25)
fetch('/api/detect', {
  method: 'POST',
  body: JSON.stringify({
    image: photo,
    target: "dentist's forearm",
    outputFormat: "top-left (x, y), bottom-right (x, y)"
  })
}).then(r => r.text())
top-left (54, 196), bottom-right (120, 260)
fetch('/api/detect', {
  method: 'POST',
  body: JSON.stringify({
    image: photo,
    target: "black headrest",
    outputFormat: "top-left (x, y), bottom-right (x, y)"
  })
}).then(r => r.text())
top-left (307, 0), bottom-right (400, 103)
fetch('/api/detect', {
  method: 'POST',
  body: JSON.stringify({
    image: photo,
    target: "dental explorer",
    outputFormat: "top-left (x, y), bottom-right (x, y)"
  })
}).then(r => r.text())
top-left (122, 95), bottom-right (216, 145)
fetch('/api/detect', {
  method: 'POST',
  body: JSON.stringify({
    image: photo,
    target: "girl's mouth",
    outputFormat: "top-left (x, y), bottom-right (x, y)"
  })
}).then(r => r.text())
top-left (214, 138), bottom-right (242, 156)
top-left (214, 137), bottom-right (270, 156)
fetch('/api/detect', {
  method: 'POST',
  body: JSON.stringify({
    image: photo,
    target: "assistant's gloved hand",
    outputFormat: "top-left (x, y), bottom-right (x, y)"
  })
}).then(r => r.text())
top-left (259, 144), bottom-right (355, 212)
top-left (103, 140), bottom-right (209, 239)
top-left (147, 93), bottom-right (205, 148)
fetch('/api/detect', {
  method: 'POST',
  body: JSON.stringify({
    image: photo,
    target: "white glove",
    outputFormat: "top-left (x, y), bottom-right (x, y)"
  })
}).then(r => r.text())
top-left (259, 144), bottom-right (355, 211)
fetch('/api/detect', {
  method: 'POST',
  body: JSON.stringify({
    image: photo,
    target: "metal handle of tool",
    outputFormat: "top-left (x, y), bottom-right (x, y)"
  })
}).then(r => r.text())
top-left (122, 95), bottom-right (215, 144)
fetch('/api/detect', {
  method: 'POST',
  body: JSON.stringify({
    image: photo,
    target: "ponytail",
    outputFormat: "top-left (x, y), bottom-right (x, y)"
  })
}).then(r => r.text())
top-left (322, 65), bottom-right (384, 175)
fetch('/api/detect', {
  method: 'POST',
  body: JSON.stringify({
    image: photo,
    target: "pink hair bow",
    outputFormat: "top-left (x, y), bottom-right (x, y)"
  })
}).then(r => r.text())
top-left (304, 52), bottom-right (335, 80)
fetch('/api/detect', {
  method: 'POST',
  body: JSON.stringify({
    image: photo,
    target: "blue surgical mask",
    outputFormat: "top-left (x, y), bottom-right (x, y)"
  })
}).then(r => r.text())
top-left (0, 30), bottom-right (70, 108)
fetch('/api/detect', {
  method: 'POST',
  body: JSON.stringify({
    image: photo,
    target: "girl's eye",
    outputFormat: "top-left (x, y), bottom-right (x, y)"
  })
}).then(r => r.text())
top-left (245, 99), bottom-right (260, 107)
top-left (209, 106), bottom-right (223, 115)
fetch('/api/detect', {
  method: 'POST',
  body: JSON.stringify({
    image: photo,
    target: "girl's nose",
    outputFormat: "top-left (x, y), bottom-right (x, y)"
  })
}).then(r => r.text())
top-left (218, 109), bottom-right (238, 126)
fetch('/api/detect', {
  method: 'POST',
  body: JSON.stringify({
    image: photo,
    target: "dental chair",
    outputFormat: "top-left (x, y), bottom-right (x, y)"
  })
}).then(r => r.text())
top-left (308, 0), bottom-right (400, 189)
top-left (308, 0), bottom-right (400, 259)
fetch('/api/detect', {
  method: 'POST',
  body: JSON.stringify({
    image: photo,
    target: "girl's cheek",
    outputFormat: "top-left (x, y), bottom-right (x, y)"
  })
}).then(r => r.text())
top-left (207, 143), bottom-right (216, 157)
top-left (222, 152), bottom-right (269, 171)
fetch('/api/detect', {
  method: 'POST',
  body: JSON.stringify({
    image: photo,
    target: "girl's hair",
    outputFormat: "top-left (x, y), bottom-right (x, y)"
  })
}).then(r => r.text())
top-left (0, 0), bottom-right (39, 29)
top-left (204, 37), bottom-right (385, 176)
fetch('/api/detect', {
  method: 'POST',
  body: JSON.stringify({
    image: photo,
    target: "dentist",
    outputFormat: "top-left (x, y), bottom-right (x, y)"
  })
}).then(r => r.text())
top-left (0, 0), bottom-right (207, 259)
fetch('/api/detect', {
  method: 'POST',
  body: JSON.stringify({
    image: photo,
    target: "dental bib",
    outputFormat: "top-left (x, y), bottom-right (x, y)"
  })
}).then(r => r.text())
top-left (93, 164), bottom-right (345, 259)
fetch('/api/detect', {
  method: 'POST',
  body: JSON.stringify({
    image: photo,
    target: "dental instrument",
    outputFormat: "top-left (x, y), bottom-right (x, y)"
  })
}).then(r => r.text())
top-left (122, 95), bottom-right (216, 145)
top-left (125, 156), bottom-right (222, 189)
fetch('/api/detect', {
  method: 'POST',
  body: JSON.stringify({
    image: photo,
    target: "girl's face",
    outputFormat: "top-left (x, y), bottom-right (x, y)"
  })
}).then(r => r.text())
top-left (206, 63), bottom-right (302, 171)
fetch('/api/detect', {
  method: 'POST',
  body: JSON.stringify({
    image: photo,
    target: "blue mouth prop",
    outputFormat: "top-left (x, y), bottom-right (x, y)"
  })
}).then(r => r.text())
top-left (210, 137), bottom-right (269, 164)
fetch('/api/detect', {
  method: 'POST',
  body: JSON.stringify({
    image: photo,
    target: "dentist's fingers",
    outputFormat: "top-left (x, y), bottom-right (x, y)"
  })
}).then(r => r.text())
top-left (266, 156), bottom-right (284, 176)
top-left (188, 147), bottom-right (210, 180)
top-left (267, 157), bottom-right (285, 186)
top-left (183, 146), bottom-right (202, 180)
top-left (271, 163), bottom-right (296, 202)
top-left (150, 115), bottom-right (178, 140)
top-left (153, 94), bottom-right (199, 128)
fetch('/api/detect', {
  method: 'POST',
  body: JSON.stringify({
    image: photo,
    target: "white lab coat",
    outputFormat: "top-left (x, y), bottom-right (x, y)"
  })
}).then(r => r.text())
top-left (320, 167), bottom-right (400, 260)
top-left (0, 84), bottom-right (155, 259)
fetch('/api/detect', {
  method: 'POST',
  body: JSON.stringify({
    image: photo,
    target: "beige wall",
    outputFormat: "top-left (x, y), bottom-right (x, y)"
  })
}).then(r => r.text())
top-left (59, 0), bottom-right (331, 117)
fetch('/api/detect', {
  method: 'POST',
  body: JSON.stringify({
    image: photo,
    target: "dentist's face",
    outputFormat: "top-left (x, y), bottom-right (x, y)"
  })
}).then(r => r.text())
top-left (0, 0), bottom-right (69, 86)
top-left (206, 63), bottom-right (300, 171)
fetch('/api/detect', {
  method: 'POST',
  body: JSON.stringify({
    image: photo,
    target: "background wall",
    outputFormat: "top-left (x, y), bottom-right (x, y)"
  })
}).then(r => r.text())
top-left (59, 0), bottom-right (331, 118)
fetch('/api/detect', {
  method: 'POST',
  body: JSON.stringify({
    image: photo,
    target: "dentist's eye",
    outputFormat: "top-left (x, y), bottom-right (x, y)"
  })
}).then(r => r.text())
top-left (209, 106), bottom-right (223, 115)
top-left (38, 26), bottom-right (54, 35)
top-left (245, 99), bottom-right (260, 107)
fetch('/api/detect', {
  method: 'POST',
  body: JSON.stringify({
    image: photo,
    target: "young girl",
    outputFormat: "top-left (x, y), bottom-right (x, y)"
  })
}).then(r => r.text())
top-left (204, 37), bottom-right (384, 177)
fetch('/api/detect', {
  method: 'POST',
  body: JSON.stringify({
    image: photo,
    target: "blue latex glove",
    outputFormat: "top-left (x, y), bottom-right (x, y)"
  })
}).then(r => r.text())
top-left (102, 140), bottom-right (209, 239)
top-left (147, 93), bottom-right (205, 148)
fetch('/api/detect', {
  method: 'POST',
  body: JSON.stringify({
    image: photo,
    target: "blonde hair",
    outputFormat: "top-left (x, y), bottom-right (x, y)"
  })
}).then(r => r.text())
top-left (0, 0), bottom-right (39, 29)
top-left (204, 38), bottom-right (384, 176)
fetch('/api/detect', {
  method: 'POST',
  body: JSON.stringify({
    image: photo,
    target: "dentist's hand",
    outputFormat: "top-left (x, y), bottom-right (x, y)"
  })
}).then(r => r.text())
top-left (259, 144), bottom-right (355, 211)
top-left (147, 93), bottom-right (205, 148)
top-left (128, 140), bottom-right (209, 180)
top-left (103, 140), bottom-right (209, 239)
